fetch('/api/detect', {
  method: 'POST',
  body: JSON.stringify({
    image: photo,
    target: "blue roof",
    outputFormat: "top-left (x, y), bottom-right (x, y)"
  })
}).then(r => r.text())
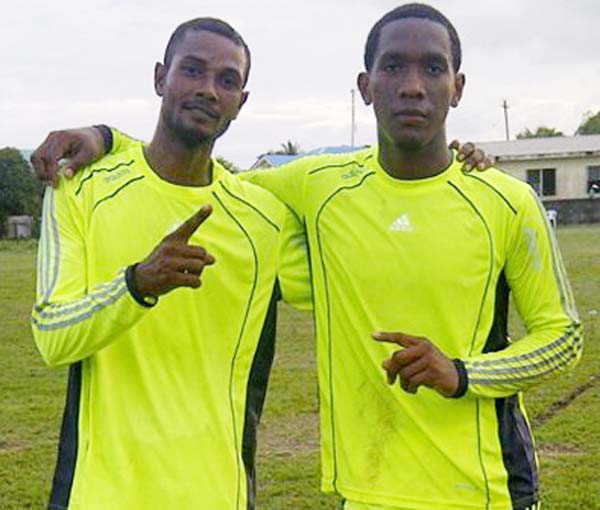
top-left (305, 145), bottom-right (358, 156)
top-left (261, 154), bottom-right (302, 166)
top-left (255, 145), bottom-right (363, 168)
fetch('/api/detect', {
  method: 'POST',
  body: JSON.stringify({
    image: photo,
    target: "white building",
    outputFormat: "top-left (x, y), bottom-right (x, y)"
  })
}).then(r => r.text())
top-left (477, 135), bottom-right (600, 201)
top-left (5, 215), bottom-right (34, 238)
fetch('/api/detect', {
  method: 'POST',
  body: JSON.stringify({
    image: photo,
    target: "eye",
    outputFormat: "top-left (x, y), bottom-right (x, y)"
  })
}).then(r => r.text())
top-left (220, 72), bottom-right (241, 90)
top-left (426, 61), bottom-right (446, 75)
top-left (383, 62), bottom-right (400, 74)
top-left (182, 63), bottom-right (202, 76)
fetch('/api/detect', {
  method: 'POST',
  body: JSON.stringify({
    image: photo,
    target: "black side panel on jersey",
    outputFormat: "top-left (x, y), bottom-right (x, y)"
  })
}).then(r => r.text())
top-left (242, 286), bottom-right (278, 510)
top-left (485, 272), bottom-right (540, 509)
top-left (48, 362), bottom-right (82, 510)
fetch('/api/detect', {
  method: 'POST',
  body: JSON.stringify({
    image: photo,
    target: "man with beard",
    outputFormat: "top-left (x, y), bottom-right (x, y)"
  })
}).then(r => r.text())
top-left (31, 18), bottom-right (309, 510)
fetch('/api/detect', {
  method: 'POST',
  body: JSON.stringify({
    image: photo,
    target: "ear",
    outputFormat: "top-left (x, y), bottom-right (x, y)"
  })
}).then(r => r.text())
top-left (450, 73), bottom-right (465, 108)
top-left (357, 72), bottom-right (372, 106)
top-left (154, 62), bottom-right (167, 97)
top-left (233, 91), bottom-right (250, 120)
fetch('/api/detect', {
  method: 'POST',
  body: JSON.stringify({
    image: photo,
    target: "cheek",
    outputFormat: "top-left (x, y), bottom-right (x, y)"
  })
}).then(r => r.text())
top-left (371, 84), bottom-right (395, 110)
top-left (222, 94), bottom-right (242, 115)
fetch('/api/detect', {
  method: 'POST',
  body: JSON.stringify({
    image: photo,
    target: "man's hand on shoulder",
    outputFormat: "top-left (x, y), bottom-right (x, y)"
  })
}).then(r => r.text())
top-left (450, 140), bottom-right (495, 172)
top-left (30, 126), bottom-right (108, 187)
top-left (373, 331), bottom-right (462, 398)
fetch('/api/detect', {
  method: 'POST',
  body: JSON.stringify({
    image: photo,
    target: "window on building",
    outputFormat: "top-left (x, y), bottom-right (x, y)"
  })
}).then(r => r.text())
top-left (526, 168), bottom-right (556, 196)
top-left (588, 166), bottom-right (600, 193)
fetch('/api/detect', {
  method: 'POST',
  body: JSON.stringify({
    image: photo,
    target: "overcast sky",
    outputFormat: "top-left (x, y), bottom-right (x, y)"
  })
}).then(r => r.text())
top-left (2, 0), bottom-right (599, 168)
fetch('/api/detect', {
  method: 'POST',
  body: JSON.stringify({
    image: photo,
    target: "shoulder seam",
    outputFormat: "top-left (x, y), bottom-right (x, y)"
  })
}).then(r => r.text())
top-left (75, 159), bottom-right (136, 196)
top-left (218, 182), bottom-right (280, 232)
top-left (307, 153), bottom-right (373, 175)
top-left (465, 173), bottom-right (518, 215)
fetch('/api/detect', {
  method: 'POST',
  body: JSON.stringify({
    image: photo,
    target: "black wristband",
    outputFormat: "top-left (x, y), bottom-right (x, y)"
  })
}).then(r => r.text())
top-left (125, 263), bottom-right (158, 308)
top-left (93, 124), bottom-right (113, 154)
top-left (451, 359), bottom-right (469, 398)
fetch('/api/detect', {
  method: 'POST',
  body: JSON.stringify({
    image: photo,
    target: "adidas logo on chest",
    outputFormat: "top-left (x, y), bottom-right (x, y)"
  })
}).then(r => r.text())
top-left (389, 213), bottom-right (413, 232)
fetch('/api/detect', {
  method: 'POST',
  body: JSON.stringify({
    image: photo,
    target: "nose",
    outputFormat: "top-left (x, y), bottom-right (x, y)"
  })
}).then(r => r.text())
top-left (398, 66), bottom-right (425, 99)
top-left (195, 74), bottom-right (218, 102)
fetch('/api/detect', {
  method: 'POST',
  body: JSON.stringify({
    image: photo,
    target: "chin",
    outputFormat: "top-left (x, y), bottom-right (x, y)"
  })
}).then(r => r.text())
top-left (174, 124), bottom-right (214, 148)
top-left (394, 135), bottom-right (428, 151)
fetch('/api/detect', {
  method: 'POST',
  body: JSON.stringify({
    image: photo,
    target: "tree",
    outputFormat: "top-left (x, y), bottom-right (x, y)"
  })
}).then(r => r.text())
top-left (516, 126), bottom-right (564, 139)
top-left (267, 140), bottom-right (301, 155)
top-left (0, 148), bottom-right (43, 236)
top-left (575, 111), bottom-right (600, 135)
top-left (216, 156), bottom-right (239, 174)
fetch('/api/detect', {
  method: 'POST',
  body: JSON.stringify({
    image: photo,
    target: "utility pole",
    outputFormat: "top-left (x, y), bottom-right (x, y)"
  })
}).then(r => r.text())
top-left (502, 99), bottom-right (510, 140)
top-left (350, 89), bottom-right (356, 147)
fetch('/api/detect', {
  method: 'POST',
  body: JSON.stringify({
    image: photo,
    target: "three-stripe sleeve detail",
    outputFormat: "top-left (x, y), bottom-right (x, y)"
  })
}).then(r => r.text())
top-left (467, 328), bottom-right (582, 385)
top-left (37, 189), bottom-right (62, 304)
top-left (37, 189), bottom-right (50, 298)
top-left (466, 188), bottom-right (582, 386)
top-left (32, 270), bottom-right (128, 331)
top-left (530, 190), bottom-right (579, 323)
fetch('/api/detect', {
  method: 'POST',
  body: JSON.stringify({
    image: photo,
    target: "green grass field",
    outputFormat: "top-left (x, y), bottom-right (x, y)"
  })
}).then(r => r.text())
top-left (1, 226), bottom-right (599, 509)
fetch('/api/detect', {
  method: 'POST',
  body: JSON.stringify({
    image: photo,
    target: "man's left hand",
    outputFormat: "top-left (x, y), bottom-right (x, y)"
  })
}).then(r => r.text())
top-left (373, 331), bottom-right (459, 397)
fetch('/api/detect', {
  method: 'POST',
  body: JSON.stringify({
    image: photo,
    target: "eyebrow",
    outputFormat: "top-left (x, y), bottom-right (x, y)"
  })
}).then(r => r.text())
top-left (379, 49), bottom-right (449, 61)
top-left (179, 55), bottom-right (243, 79)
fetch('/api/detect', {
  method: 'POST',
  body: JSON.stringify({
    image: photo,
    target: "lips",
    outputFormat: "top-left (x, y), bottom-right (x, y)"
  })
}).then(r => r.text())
top-left (182, 102), bottom-right (219, 120)
top-left (395, 108), bottom-right (427, 119)
top-left (394, 108), bottom-right (428, 127)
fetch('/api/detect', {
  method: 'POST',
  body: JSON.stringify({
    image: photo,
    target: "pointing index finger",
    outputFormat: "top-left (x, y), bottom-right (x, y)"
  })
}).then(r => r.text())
top-left (171, 204), bottom-right (213, 241)
top-left (372, 331), bottom-right (422, 347)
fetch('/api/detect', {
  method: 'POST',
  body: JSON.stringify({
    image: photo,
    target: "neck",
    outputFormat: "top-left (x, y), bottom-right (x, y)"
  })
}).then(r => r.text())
top-left (144, 122), bottom-right (214, 187)
top-left (377, 129), bottom-right (452, 180)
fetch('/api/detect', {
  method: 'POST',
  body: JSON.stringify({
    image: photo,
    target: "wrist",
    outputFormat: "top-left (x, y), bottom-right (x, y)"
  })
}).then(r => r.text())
top-left (125, 263), bottom-right (157, 308)
top-left (93, 124), bottom-right (113, 155)
top-left (449, 359), bottom-right (469, 398)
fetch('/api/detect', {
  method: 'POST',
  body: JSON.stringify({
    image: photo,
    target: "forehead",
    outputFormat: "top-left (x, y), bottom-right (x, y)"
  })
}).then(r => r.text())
top-left (172, 29), bottom-right (247, 71)
top-left (376, 17), bottom-right (452, 60)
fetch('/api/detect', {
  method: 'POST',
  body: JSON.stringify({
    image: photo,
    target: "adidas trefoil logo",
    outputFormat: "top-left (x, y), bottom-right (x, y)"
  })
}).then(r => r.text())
top-left (389, 214), bottom-right (413, 232)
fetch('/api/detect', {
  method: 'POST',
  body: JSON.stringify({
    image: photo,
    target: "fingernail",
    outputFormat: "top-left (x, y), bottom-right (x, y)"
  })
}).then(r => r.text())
top-left (65, 168), bottom-right (74, 178)
top-left (464, 164), bottom-right (472, 171)
top-left (457, 154), bottom-right (464, 161)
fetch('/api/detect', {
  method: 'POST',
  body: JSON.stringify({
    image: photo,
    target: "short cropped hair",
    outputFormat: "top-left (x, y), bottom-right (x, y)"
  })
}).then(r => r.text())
top-left (364, 3), bottom-right (462, 73)
top-left (163, 17), bottom-right (251, 86)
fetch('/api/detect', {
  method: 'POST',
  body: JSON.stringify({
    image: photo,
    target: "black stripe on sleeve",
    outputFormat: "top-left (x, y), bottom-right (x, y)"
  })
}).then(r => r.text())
top-left (48, 362), bottom-right (82, 510)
